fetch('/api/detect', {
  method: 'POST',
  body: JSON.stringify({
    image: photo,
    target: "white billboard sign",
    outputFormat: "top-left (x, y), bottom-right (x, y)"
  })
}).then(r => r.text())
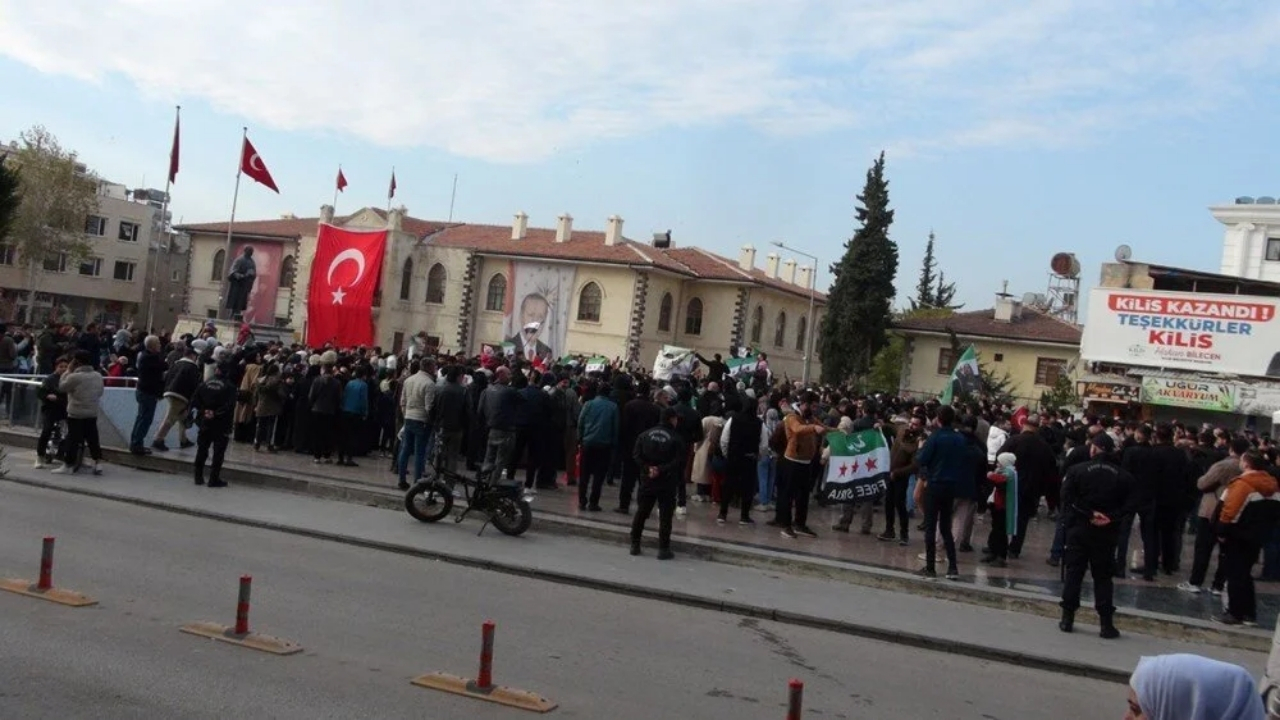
top-left (1081, 287), bottom-right (1280, 378)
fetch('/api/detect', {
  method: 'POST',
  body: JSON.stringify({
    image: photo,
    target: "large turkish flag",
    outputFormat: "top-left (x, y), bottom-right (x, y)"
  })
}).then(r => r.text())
top-left (306, 224), bottom-right (388, 347)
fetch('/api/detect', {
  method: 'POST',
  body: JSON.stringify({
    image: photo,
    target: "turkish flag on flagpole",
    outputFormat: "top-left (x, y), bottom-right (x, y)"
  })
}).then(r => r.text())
top-left (240, 136), bottom-right (279, 193)
top-left (306, 224), bottom-right (388, 347)
top-left (336, 168), bottom-right (348, 192)
top-left (167, 109), bottom-right (180, 185)
top-left (388, 170), bottom-right (396, 200)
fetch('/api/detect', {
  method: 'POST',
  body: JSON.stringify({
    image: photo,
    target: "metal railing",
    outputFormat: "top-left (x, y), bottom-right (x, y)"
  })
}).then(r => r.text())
top-left (0, 374), bottom-right (43, 429)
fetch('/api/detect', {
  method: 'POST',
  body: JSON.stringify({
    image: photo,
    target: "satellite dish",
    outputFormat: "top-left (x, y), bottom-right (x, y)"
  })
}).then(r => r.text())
top-left (1115, 244), bottom-right (1132, 262)
top-left (1021, 292), bottom-right (1038, 306)
top-left (1050, 252), bottom-right (1081, 278)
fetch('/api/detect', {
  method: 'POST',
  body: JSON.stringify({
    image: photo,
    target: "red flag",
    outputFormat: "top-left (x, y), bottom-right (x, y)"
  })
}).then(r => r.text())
top-left (336, 168), bottom-right (348, 192)
top-left (168, 111), bottom-right (180, 185)
top-left (306, 224), bottom-right (388, 347)
top-left (240, 136), bottom-right (279, 193)
top-left (388, 170), bottom-right (396, 199)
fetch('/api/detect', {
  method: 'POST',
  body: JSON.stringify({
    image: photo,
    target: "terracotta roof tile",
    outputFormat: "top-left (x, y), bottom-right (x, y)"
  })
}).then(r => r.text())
top-left (893, 308), bottom-right (1081, 345)
top-left (176, 211), bottom-right (453, 240)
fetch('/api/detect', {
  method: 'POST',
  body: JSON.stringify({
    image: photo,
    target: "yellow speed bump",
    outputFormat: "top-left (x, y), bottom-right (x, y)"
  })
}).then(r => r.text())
top-left (412, 620), bottom-right (557, 713)
top-left (179, 575), bottom-right (301, 656)
top-left (0, 537), bottom-right (98, 607)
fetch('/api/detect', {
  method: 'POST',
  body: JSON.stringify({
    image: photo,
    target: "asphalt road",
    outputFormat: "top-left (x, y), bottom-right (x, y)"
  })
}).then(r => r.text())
top-left (0, 482), bottom-right (1123, 719)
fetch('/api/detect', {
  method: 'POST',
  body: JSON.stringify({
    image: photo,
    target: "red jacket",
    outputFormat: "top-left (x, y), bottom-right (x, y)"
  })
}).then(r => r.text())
top-left (986, 469), bottom-right (1012, 510)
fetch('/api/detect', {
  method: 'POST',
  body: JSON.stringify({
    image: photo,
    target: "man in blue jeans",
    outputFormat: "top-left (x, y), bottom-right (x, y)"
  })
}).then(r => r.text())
top-left (914, 406), bottom-right (983, 580)
top-left (396, 360), bottom-right (436, 490)
top-left (130, 335), bottom-right (166, 455)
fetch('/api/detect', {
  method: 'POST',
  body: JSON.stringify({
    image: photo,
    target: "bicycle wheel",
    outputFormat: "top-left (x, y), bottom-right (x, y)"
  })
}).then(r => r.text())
top-left (405, 480), bottom-right (453, 523)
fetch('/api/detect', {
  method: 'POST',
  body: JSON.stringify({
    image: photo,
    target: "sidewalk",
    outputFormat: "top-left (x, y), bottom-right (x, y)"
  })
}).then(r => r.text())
top-left (0, 454), bottom-right (1269, 684)
top-left (3, 425), bottom-right (1277, 641)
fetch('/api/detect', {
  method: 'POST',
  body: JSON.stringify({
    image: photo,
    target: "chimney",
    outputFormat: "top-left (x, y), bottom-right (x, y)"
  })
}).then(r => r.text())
top-left (511, 211), bottom-right (528, 240)
top-left (387, 206), bottom-right (404, 232)
top-left (738, 245), bottom-right (756, 271)
top-left (994, 296), bottom-right (1022, 323)
top-left (765, 253), bottom-right (780, 279)
top-left (555, 213), bottom-right (573, 243)
top-left (605, 215), bottom-right (623, 246)
top-left (797, 266), bottom-right (812, 289)
top-left (319, 204), bottom-right (335, 225)
top-left (782, 258), bottom-right (797, 285)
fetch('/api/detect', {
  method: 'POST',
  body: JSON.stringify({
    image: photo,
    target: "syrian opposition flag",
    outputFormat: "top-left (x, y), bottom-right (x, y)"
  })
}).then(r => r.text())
top-left (940, 345), bottom-right (981, 405)
top-left (820, 429), bottom-right (891, 504)
top-left (585, 356), bottom-right (609, 374)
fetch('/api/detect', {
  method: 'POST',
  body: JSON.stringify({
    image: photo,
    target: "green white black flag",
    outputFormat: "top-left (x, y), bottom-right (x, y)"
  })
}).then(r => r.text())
top-left (820, 429), bottom-right (891, 504)
top-left (940, 345), bottom-right (981, 405)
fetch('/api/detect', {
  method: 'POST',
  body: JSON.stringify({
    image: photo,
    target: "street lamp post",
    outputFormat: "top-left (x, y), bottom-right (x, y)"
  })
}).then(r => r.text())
top-left (771, 241), bottom-right (819, 387)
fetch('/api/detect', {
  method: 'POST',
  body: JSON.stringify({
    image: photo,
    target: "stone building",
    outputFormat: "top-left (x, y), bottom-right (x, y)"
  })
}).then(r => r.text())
top-left (179, 206), bottom-right (826, 378)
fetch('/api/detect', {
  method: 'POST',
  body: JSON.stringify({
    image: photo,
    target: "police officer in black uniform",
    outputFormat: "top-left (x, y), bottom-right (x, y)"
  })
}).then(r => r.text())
top-left (191, 361), bottom-right (239, 488)
top-left (630, 407), bottom-right (686, 560)
top-left (1059, 432), bottom-right (1137, 638)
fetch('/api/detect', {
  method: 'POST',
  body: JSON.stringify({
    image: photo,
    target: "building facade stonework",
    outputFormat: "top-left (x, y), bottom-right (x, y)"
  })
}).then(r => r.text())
top-left (179, 207), bottom-right (826, 378)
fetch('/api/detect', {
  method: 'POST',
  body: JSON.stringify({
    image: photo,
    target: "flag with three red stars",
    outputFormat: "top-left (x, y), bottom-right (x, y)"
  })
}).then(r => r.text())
top-left (820, 429), bottom-right (891, 504)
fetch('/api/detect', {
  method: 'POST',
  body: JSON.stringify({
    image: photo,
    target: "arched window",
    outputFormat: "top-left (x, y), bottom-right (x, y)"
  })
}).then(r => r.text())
top-left (279, 255), bottom-right (296, 287)
top-left (577, 282), bottom-right (602, 322)
top-left (796, 314), bottom-right (807, 352)
top-left (485, 273), bottom-right (507, 312)
top-left (210, 249), bottom-right (225, 283)
top-left (425, 263), bottom-right (446, 304)
top-left (399, 258), bottom-right (413, 301)
top-left (749, 305), bottom-right (764, 344)
top-left (657, 292), bottom-right (673, 332)
top-left (684, 297), bottom-right (703, 336)
top-left (774, 311), bottom-right (787, 347)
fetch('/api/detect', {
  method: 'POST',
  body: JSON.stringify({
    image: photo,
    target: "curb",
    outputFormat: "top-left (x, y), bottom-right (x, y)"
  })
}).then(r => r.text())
top-left (1, 428), bottom-right (1269, 654)
top-left (0, 470), bottom-right (1135, 684)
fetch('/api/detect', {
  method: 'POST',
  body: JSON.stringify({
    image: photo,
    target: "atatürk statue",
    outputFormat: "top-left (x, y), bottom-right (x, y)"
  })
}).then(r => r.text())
top-left (224, 246), bottom-right (257, 316)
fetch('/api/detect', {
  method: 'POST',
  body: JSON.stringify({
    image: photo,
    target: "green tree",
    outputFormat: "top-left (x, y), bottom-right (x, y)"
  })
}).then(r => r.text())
top-left (6, 125), bottom-right (100, 274)
top-left (865, 307), bottom-right (956, 393)
top-left (0, 161), bottom-right (19, 245)
top-left (911, 231), bottom-right (938, 311)
top-left (934, 270), bottom-right (960, 310)
top-left (819, 151), bottom-right (898, 384)
top-left (1040, 373), bottom-right (1079, 412)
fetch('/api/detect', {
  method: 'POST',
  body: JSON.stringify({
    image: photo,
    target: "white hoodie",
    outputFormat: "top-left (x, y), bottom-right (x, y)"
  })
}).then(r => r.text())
top-left (986, 424), bottom-right (1009, 464)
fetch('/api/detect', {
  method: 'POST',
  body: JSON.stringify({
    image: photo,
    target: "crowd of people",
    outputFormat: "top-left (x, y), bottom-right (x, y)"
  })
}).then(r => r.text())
top-left (10, 319), bottom-right (1280, 716)
top-left (5, 319), bottom-right (1280, 634)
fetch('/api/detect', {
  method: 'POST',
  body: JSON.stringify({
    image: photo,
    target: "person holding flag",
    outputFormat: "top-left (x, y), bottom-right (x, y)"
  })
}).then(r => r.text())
top-left (981, 452), bottom-right (1019, 567)
top-left (940, 345), bottom-right (982, 406)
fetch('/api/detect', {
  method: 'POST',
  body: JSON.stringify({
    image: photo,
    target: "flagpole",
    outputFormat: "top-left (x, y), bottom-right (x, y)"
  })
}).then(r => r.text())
top-left (219, 127), bottom-right (246, 321)
top-left (448, 173), bottom-right (458, 222)
top-left (146, 104), bottom-right (179, 333)
top-left (332, 164), bottom-right (340, 211)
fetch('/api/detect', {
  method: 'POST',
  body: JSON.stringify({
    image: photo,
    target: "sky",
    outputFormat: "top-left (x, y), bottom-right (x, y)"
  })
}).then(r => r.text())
top-left (3, 0), bottom-right (1280, 313)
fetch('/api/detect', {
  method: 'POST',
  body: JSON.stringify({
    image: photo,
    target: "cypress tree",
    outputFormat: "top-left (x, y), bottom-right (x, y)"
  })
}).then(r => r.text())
top-left (819, 152), bottom-right (898, 384)
top-left (911, 231), bottom-right (938, 310)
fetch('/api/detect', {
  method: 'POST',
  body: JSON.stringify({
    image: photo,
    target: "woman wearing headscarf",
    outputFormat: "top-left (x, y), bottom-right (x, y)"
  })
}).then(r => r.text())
top-left (757, 407), bottom-right (781, 511)
top-left (1125, 654), bottom-right (1264, 720)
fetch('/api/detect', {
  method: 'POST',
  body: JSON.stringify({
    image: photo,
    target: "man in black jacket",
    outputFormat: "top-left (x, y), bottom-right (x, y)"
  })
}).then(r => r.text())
top-left (1133, 424), bottom-right (1192, 579)
top-left (34, 356), bottom-right (68, 468)
top-left (616, 381), bottom-right (661, 514)
top-left (430, 364), bottom-right (467, 474)
top-left (630, 408), bottom-right (686, 559)
top-left (152, 346), bottom-right (201, 451)
top-left (130, 335), bottom-right (166, 455)
top-left (191, 362), bottom-right (238, 487)
top-left (1001, 416), bottom-right (1058, 558)
top-left (1059, 433), bottom-right (1137, 639)
top-left (309, 363), bottom-right (343, 464)
top-left (719, 401), bottom-right (762, 525)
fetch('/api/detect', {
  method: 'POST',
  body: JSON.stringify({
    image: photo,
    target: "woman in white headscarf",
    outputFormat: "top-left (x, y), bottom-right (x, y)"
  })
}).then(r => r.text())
top-left (1126, 654), bottom-right (1264, 720)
